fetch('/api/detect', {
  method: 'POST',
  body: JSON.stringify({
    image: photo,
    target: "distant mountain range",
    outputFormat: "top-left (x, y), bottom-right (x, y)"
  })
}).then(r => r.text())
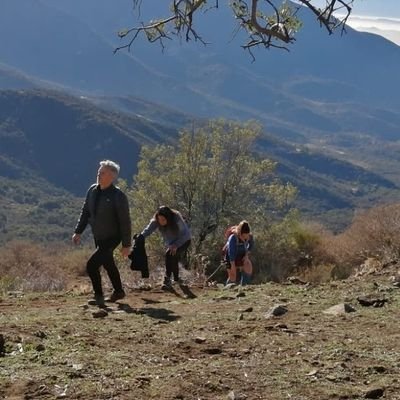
top-left (0, 88), bottom-right (399, 242)
top-left (1, 0), bottom-right (400, 240)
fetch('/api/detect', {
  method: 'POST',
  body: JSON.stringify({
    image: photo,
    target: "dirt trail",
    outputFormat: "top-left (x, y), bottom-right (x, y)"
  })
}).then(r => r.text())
top-left (1, 278), bottom-right (400, 399)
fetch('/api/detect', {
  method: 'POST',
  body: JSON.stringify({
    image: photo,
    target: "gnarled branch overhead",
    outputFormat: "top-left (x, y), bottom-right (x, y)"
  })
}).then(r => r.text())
top-left (115, 0), bottom-right (354, 56)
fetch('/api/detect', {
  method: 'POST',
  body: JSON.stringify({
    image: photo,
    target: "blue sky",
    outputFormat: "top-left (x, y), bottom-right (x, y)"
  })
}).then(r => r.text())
top-left (350, 0), bottom-right (400, 17)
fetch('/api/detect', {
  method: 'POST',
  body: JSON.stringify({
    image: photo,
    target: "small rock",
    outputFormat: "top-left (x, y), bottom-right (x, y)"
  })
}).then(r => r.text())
top-left (203, 347), bottom-right (222, 355)
top-left (194, 337), bottom-right (207, 344)
top-left (34, 331), bottom-right (47, 339)
top-left (237, 313), bottom-right (244, 321)
top-left (306, 369), bottom-right (318, 376)
top-left (365, 387), bottom-right (385, 399)
top-left (227, 390), bottom-right (247, 400)
top-left (235, 292), bottom-right (246, 298)
top-left (92, 309), bottom-right (108, 318)
top-left (265, 305), bottom-right (288, 318)
top-left (357, 296), bottom-right (388, 308)
top-left (240, 307), bottom-right (253, 313)
top-left (323, 303), bottom-right (356, 315)
top-left (372, 366), bottom-right (387, 374)
top-left (36, 344), bottom-right (45, 352)
top-left (0, 334), bottom-right (5, 356)
top-left (228, 391), bottom-right (236, 400)
top-left (274, 323), bottom-right (288, 330)
top-left (287, 276), bottom-right (308, 285)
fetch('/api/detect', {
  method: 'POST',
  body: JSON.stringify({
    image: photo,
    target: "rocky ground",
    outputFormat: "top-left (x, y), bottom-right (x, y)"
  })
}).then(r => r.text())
top-left (1, 272), bottom-right (400, 400)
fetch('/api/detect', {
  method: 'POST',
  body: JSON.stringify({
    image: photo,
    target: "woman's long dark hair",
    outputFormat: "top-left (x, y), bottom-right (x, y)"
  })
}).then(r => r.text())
top-left (154, 206), bottom-right (179, 232)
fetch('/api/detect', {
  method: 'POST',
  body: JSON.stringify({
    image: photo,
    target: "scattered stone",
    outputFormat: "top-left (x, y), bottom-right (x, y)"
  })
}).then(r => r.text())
top-left (92, 309), bottom-right (108, 318)
top-left (371, 366), bottom-right (387, 374)
top-left (227, 390), bottom-right (247, 400)
top-left (237, 313), bottom-right (244, 321)
top-left (287, 276), bottom-right (308, 285)
top-left (136, 375), bottom-right (151, 383)
top-left (235, 292), bottom-right (246, 298)
top-left (323, 303), bottom-right (356, 316)
top-left (306, 369), bottom-right (318, 376)
top-left (265, 305), bottom-right (288, 318)
top-left (36, 344), bottom-right (45, 352)
top-left (215, 295), bottom-right (236, 301)
top-left (240, 307), bottom-right (253, 313)
top-left (0, 334), bottom-right (5, 356)
top-left (34, 331), bottom-right (47, 339)
top-left (194, 337), bottom-right (207, 344)
top-left (80, 304), bottom-right (89, 310)
top-left (7, 291), bottom-right (24, 298)
top-left (274, 323), bottom-right (288, 330)
top-left (357, 296), bottom-right (388, 308)
top-left (364, 387), bottom-right (385, 399)
top-left (203, 347), bottom-right (222, 355)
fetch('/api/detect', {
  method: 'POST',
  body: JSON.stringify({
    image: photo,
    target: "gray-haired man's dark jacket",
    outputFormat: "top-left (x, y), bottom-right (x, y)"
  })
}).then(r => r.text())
top-left (74, 183), bottom-right (131, 247)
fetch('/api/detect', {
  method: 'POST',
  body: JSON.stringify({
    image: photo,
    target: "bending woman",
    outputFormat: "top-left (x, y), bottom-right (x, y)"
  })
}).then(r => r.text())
top-left (225, 221), bottom-right (254, 285)
top-left (141, 206), bottom-right (191, 289)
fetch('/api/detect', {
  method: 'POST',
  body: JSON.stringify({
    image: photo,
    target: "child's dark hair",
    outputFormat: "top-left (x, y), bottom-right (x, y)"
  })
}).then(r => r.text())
top-left (237, 220), bottom-right (251, 235)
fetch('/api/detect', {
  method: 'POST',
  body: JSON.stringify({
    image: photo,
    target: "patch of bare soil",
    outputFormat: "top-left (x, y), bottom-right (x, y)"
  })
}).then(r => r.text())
top-left (1, 275), bottom-right (400, 399)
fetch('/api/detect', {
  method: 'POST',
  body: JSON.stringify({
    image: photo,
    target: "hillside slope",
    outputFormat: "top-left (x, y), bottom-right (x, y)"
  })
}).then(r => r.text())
top-left (1, 275), bottom-right (400, 399)
top-left (1, 89), bottom-right (399, 240)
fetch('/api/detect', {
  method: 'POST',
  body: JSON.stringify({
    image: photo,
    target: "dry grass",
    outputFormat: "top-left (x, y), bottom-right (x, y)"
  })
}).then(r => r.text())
top-left (0, 241), bottom-right (90, 293)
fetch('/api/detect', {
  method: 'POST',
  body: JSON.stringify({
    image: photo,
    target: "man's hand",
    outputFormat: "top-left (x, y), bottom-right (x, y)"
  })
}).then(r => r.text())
top-left (168, 245), bottom-right (177, 255)
top-left (121, 246), bottom-right (131, 258)
top-left (72, 233), bottom-right (81, 245)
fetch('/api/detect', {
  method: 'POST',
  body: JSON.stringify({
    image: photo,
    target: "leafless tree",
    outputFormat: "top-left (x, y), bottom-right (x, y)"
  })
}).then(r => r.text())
top-left (115, 0), bottom-right (354, 59)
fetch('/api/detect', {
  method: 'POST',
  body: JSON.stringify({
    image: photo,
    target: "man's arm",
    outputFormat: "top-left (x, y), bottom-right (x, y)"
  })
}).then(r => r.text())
top-left (73, 188), bottom-right (91, 242)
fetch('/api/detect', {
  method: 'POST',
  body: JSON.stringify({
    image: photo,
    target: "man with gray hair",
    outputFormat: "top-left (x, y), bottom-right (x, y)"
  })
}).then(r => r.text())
top-left (72, 160), bottom-right (131, 307)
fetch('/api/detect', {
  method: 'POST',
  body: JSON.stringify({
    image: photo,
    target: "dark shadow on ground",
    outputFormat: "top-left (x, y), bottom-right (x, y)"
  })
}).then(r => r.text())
top-left (179, 284), bottom-right (197, 299)
top-left (142, 298), bottom-right (163, 305)
top-left (113, 302), bottom-right (180, 321)
top-left (136, 307), bottom-right (180, 322)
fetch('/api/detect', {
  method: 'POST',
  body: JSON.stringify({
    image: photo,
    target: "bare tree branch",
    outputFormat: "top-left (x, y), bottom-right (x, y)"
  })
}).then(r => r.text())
top-left (115, 0), bottom-right (354, 56)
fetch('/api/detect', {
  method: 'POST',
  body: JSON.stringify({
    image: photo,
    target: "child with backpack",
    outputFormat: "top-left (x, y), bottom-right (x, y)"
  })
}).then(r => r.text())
top-left (223, 221), bottom-right (254, 285)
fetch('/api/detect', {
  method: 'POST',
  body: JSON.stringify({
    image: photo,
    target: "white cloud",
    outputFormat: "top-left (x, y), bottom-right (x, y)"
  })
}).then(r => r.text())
top-left (345, 15), bottom-right (400, 45)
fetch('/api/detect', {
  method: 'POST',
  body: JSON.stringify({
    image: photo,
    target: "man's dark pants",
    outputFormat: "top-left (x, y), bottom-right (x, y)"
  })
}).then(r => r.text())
top-left (87, 237), bottom-right (123, 296)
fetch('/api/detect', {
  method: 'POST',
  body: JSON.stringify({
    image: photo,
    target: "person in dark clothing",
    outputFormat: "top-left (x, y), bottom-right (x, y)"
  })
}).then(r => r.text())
top-left (141, 206), bottom-right (191, 289)
top-left (72, 160), bottom-right (131, 306)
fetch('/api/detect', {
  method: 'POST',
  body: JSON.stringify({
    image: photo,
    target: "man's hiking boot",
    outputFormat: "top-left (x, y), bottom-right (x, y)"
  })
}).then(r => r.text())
top-left (88, 294), bottom-right (105, 307)
top-left (174, 277), bottom-right (186, 286)
top-left (105, 291), bottom-right (126, 302)
top-left (161, 278), bottom-right (172, 291)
